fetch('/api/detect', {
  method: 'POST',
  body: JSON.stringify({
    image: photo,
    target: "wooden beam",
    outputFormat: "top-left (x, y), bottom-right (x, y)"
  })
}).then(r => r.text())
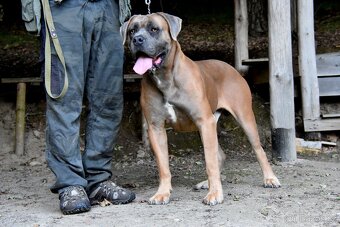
top-left (316, 52), bottom-right (340, 77)
top-left (298, 0), bottom-right (320, 131)
top-left (268, 0), bottom-right (296, 162)
top-left (1, 77), bottom-right (42, 83)
top-left (322, 113), bottom-right (340, 118)
top-left (318, 76), bottom-right (340, 96)
top-left (123, 74), bottom-right (143, 80)
top-left (1, 74), bottom-right (143, 84)
top-left (234, 0), bottom-right (249, 75)
top-left (241, 58), bottom-right (269, 66)
top-left (124, 74), bottom-right (143, 82)
top-left (304, 118), bottom-right (340, 132)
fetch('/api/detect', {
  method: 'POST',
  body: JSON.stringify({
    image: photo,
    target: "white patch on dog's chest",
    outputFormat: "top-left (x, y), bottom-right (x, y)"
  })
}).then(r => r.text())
top-left (164, 102), bottom-right (177, 122)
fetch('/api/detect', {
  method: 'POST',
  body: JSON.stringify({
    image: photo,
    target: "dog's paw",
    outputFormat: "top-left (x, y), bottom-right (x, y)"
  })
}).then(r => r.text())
top-left (202, 191), bottom-right (223, 206)
top-left (263, 176), bottom-right (281, 188)
top-left (148, 193), bottom-right (170, 205)
top-left (194, 180), bottom-right (209, 190)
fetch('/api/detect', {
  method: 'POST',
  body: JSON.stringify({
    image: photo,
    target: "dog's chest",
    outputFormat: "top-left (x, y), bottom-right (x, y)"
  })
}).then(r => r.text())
top-left (164, 102), bottom-right (177, 123)
top-left (162, 101), bottom-right (197, 132)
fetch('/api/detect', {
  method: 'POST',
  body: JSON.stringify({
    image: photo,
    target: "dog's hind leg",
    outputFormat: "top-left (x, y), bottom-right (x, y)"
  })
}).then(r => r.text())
top-left (233, 106), bottom-right (281, 188)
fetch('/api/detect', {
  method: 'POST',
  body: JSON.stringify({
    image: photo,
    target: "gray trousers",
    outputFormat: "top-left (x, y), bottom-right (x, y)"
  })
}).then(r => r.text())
top-left (44, 0), bottom-right (124, 193)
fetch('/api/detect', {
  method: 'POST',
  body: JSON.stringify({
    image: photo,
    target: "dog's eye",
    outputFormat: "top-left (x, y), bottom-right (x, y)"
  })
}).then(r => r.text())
top-left (129, 29), bottom-right (135, 35)
top-left (151, 27), bottom-right (159, 33)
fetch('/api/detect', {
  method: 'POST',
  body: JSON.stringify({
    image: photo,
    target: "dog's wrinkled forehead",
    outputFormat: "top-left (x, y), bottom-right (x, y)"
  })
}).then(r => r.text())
top-left (121, 13), bottom-right (182, 45)
top-left (128, 14), bottom-right (169, 36)
top-left (127, 14), bottom-right (170, 41)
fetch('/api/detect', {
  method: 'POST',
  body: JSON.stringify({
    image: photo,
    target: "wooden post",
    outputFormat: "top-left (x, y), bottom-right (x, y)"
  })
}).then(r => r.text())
top-left (1, 78), bottom-right (42, 156)
top-left (15, 82), bottom-right (26, 155)
top-left (234, 0), bottom-right (249, 75)
top-left (297, 0), bottom-right (320, 131)
top-left (268, 0), bottom-right (297, 162)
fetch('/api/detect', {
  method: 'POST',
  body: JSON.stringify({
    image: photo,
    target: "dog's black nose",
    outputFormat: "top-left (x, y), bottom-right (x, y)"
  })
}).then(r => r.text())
top-left (133, 35), bottom-right (145, 46)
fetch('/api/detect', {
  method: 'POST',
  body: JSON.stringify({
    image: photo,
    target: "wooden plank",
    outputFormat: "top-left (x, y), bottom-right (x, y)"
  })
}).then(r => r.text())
top-left (234, 0), bottom-right (249, 75)
top-left (316, 52), bottom-right (340, 77)
top-left (124, 74), bottom-right (143, 79)
top-left (298, 0), bottom-right (320, 128)
top-left (322, 113), bottom-right (340, 118)
top-left (268, 0), bottom-right (296, 162)
top-left (124, 74), bottom-right (143, 82)
top-left (242, 58), bottom-right (269, 66)
top-left (304, 118), bottom-right (340, 132)
top-left (318, 76), bottom-right (340, 96)
top-left (1, 77), bottom-right (42, 83)
top-left (1, 74), bottom-right (142, 84)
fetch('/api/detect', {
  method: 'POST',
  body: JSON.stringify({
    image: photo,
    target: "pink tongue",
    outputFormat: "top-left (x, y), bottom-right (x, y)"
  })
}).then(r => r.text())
top-left (133, 57), bottom-right (153, 75)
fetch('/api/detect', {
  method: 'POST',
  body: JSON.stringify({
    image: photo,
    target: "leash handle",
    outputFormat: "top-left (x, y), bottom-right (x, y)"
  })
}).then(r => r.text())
top-left (145, 0), bottom-right (151, 14)
top-left (41, 0), bottom-right (68, 99)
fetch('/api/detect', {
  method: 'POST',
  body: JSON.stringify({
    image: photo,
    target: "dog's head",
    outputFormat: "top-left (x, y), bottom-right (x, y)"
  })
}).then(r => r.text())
top-left (120, 13), bottom-right (182, 75)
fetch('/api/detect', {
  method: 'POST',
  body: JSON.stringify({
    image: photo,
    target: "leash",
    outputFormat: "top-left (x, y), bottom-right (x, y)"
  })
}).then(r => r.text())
top-left (41, 0), bottom-right (68, 99)
top-left (145, 0), bottom-right (151, 14)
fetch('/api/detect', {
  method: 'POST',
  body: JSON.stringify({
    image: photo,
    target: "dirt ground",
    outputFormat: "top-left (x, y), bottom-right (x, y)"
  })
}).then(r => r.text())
top-left (0, 91), bottom-right (339, 227)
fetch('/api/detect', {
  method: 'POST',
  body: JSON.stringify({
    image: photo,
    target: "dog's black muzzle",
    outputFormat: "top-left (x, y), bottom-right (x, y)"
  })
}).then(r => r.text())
top-left (133, 35), bottom-right (146, 47)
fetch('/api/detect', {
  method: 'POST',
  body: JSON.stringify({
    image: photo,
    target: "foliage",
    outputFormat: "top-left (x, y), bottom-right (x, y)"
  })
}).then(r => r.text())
top-left (0, 30), bottom-right (39, 49)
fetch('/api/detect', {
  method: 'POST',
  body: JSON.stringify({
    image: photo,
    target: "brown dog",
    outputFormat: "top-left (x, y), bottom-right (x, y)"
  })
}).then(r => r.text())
top-left (121, 13), bottom-right (280, 206)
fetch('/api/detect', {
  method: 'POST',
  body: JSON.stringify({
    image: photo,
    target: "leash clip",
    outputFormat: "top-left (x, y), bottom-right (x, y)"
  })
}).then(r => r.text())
top-left (145, 0), bottom-right (151, 14)
top-left (150, 65), bottom-right (157, 73)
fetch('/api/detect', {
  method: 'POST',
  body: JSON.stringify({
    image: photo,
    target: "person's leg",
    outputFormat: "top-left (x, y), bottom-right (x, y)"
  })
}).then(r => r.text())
top-left (45, 0), bottom-right (87, 194)
top-left (82, 0), bottom-right (123, 191)
top-left (46, 0), bottom-right (95, 214)
top-left (44, 0), bottom-right (93, 214)
top-left (81, 0), bottom-right (135, 204)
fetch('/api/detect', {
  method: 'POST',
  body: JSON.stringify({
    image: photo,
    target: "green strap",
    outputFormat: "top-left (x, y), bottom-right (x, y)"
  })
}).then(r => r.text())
top-left (41, 0), bottom-right (68, 99)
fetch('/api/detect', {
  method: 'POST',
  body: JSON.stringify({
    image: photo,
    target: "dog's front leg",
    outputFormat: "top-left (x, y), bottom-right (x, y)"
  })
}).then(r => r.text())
top-left (194, 143), bottom-right (226, 190)
top-left (199, 116), bottom-right (224, 205)
top-left (147, 124), bottom-right (172, 205)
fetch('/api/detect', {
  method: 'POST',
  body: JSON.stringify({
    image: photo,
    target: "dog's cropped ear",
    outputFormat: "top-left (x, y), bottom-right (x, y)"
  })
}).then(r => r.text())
top-left (120, 15), bottom-right (137, 45)
top-left (157, 12), bottom-right (182, 41)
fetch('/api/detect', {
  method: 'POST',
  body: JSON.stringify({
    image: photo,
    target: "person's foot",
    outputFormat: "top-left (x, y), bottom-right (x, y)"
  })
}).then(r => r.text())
top-left (59, 186), bottom-right (91, 215)
top-left (89, 180), bottom-right (136, 205)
